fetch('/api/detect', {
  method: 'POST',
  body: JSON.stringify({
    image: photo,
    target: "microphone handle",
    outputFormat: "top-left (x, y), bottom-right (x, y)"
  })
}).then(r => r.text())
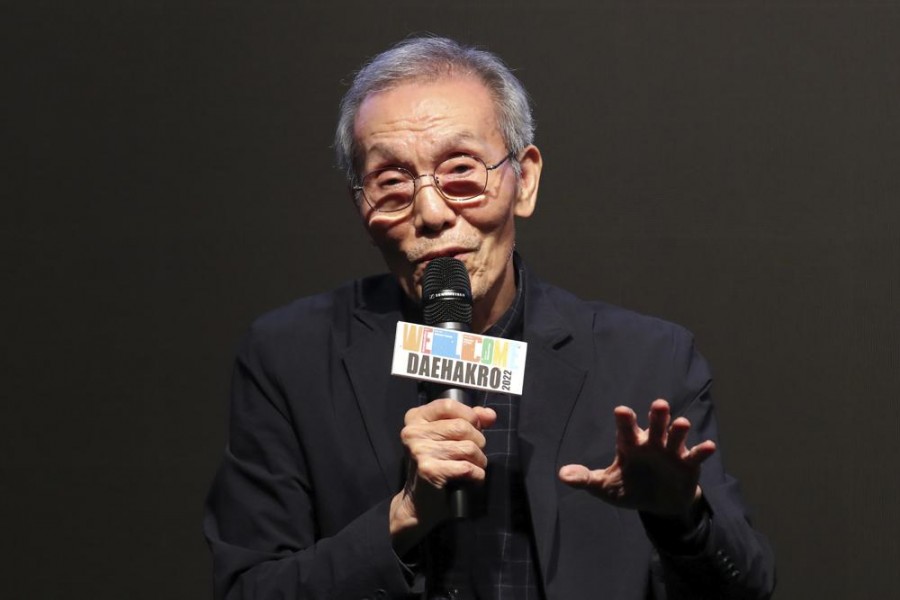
top-left (435, 386), bottom-right (472, 519)
top-left (424, 321), bottom-right (473, 518)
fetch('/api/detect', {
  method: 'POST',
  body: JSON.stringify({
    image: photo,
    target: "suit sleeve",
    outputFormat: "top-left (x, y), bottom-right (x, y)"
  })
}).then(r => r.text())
top-left (203, 330), bottom-right (415, 600)
top-left (645, 331), bottom-right (776, 600)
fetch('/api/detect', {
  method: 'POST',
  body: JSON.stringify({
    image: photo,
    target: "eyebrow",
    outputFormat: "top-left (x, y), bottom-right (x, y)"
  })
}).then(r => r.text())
top-left (434, 132), bottom-right (484, 154)
top-left (364, 143), bottom-right (403, 165)
top-left (364, 132), bottom-right (488, 168)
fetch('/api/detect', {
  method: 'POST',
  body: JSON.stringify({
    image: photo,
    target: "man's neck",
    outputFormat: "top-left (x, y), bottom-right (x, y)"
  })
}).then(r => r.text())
top-left (471, 259), bottom-right (517, 333)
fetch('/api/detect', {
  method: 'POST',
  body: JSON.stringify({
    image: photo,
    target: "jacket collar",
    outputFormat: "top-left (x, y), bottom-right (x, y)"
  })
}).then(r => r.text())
top-left (518, 269), bottom-right (592, 584)
top-left (342, 276), bottom-right (418, 493)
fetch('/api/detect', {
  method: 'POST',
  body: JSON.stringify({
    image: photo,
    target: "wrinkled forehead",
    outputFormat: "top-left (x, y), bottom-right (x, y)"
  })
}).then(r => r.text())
top-left (352, 74), bottom-right (503, 163)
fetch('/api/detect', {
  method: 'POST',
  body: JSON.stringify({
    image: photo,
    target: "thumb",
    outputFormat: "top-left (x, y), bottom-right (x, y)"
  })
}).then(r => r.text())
top-left (558, 464), bottom-right (596, 488)
top-left (473, 406), bottom-right (498, 429)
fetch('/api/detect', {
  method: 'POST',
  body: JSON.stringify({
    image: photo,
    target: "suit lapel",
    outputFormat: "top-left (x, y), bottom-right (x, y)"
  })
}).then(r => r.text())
top-left (518, 277), bottom-right (593, 584)
top-left (342, 281), bottom-right (419, 494)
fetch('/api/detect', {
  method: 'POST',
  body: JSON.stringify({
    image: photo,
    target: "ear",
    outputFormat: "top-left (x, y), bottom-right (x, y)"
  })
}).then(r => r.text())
top-left (514, 144), bottom-right (542, 218)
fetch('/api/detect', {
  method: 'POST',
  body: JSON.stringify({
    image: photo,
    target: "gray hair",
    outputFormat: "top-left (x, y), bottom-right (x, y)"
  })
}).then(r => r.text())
top-left (335, 36), bottom-right (535, 186)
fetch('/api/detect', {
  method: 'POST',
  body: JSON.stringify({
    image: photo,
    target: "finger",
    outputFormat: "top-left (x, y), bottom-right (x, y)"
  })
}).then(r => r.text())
top-left (472, 406), bottom-right (498, 430)
top-left (401, 419), bottom-right (487, 450)
top-left (666, 417), bottom-right (691, 455)
top-left (685, 440), bottom-right (717, 466)
top-left (417, 456), bottom-right (487, 487)
top-left (408, 439), bottom-right (488, 468)
top-left (430, 418), bottom-right (489, 445)
top-left (406, 397), bottom-right (479, 425)
top-left (614, 406), bottom-right (640, 448)
top-left (558, 464), bottom-right (604, 489)
top-left (648, 399), bottom-right (671, 446)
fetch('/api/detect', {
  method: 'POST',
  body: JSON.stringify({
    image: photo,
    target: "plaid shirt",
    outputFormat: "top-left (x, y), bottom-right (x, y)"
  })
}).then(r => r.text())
top-left (421, 255), bottom-right (544, 600)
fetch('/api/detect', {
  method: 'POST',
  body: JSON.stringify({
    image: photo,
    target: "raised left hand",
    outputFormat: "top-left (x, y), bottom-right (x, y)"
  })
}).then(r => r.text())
top-left (558, 399), bottom-right (716, 519)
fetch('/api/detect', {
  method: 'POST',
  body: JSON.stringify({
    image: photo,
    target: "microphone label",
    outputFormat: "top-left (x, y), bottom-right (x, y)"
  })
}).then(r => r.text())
top-left (391, 321), bottom-right (528, 395)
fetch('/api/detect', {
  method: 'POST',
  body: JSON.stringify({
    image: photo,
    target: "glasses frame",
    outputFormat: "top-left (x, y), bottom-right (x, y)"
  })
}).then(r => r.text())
top-left (351, 152), bottom-right (515, 213)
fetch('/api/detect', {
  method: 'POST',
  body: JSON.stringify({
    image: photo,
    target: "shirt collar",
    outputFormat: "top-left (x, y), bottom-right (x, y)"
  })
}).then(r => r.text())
top-left (484, 251), bottom-right (526, 340)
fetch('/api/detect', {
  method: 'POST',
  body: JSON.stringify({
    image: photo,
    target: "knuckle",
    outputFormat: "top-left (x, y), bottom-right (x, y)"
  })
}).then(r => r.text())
top-left (440, 420), bottom-right (461, 439)
top-left (448, 440), bottom-right (475, 461)
top-left (404, 407), bottom-right (420, 425)
top-left (454, 461), bottom-right (469, 475)
top-left (467, 464), bottom-right (486, 481)
top-left (417, 458), bottom-right (436, 478)
top-left (406, 439), bottom-right (426, 458)
top-left (437, 398), bottom-right (457, 414)
top-left (462, 439), bottom-right (479, 456)
top-left (402, 424), bottom-right (429, 444)
top-left (467, 452), bottom-right (487, 469)
top-left (451, 418), bottom-right (473, 439)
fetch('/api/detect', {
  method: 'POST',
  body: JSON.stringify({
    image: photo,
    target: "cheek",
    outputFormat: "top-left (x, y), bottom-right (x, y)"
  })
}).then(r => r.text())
top-left (365, 218), bottom-right (406, 251)
top-left (366, 222), bottom-right (420, 282)
top-left (464, 182), bottom-right (519, 231)
top-left (461, 203), bottom-right (516, 247)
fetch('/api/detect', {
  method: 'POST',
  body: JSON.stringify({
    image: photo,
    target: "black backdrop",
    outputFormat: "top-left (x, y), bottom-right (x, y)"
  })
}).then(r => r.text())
top-left (3, 1), bottom-right (898, 598)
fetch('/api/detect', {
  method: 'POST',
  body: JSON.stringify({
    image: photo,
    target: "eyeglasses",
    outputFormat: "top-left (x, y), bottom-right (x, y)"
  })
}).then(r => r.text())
top-left (352, 152), bottom-right (514, 213)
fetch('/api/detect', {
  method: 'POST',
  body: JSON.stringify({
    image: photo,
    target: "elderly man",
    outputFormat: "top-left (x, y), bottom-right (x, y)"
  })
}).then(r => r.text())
top-left (204, 37), bottom-right (775, 599)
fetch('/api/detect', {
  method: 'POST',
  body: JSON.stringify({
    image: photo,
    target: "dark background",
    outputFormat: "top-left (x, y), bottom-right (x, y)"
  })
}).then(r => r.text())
top-left (3, 1), bottom-right (898, 598)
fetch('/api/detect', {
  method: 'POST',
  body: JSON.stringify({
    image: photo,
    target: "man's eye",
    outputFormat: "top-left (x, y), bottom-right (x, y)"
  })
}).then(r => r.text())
top-left (373, 171), bottom-right (409, 188)
top-left (439, 156), bottom-right (480, 179)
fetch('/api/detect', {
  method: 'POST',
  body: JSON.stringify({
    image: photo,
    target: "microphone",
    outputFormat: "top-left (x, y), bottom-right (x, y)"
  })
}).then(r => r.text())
top-left (422, 257), bottom-right (473, 519)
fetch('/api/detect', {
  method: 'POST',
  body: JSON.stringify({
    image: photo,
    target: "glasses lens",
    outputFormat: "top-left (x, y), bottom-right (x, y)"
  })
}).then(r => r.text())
top-left (363, 168), bottom-right (414, 212)
top-left (436, 156), bottom-right (488, 200)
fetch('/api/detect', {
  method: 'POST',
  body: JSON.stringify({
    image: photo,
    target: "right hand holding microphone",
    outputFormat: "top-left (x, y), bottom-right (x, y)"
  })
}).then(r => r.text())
top-left (389, 398), bottom-right (496, 552)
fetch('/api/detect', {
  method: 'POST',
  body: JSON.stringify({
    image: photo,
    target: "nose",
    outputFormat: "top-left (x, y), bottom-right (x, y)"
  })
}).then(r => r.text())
top-left (412, 176), bottom-right (457, 232)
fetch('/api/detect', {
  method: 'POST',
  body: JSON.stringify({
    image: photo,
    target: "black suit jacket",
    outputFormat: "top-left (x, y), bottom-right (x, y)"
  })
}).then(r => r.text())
top-left (204, 270), bottom-right (775, 599)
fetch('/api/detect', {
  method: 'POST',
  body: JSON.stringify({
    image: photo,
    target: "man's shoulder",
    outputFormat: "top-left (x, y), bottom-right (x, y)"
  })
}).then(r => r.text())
top-left (528, 277), bottom-right (701, 380)
top-left (532, 277), bottom-right (693, 343)
top-left (530, 278), bottom-right (705, 390)
top-left (245, 273), bottom-right (399, 345)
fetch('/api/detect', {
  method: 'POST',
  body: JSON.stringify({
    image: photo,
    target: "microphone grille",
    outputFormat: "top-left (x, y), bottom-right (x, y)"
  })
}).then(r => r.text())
top-left (422, 257), bottom-right (473, 326)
